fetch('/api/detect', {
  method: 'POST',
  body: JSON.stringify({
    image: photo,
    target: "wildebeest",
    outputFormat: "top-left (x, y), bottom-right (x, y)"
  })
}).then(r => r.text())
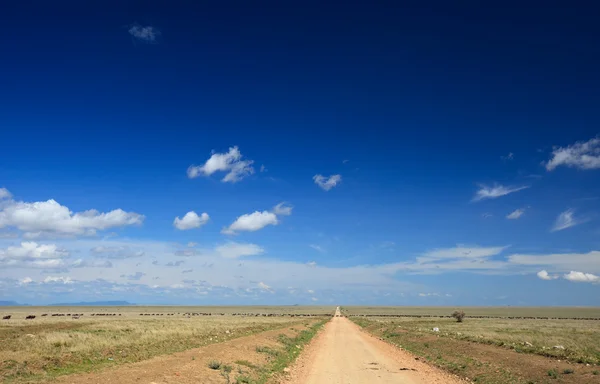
top-left (2, 315), bottom-right (10, 320)
top-left (25, 315), bottom-right (36, 320)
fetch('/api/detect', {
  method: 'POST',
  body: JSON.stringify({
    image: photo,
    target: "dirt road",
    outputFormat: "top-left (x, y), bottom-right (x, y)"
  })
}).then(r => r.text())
top-left (285, 308), bottom-right (462, 384)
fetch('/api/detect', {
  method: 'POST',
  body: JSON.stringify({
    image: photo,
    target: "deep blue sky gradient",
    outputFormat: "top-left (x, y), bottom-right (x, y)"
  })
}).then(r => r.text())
top-left (0, 1), bottom-right (599, 305)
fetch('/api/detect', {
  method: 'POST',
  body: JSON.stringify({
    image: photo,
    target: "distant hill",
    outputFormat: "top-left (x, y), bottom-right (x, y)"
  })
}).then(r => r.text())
top-left (0, 301), bottom-right (29, 306)
top-left (49, 301), bottom-right (135, 306)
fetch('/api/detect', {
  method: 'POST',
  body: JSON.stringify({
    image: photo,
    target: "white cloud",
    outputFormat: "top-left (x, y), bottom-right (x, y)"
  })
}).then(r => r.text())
top-left (273, 202), bottom-right (293, 216)
top-left (0, 242), bottom-right (70, 269)
top-left (258, 281), bottom-right (273, 292)
top-left (563, 271), bottom-right (599, 283)
top-left (173, 211), bottom-right (209, 230)
top-left (501, 152), bottom-right (514, 161)
top-left (222, 211), bottom-right (278, 234)
top-left (419, 293), bottom-right (442, 297)
top-left (313, 174), bottom-right (342, 191)
top-left (43, 276), bottom-right (74, 284)
top-left (128, 24), bottom-right (161, 43)
top-left (536, 270), bottom-right (558, 280)
top-left (187, 146), bottom-right (254, 183)
top-left (0, 196), bottom-right (144, 238)
top-left (508, 251), bottom-right (600, 273)
top-left (551, 209), bottom-right (583, 232)
top-left (472, 184), bottom-right (529, 201)
top-left (0, 242), bottom-right (68, 260)
top-left (0, 188), bottom-right (11, 200)
top-left (506, 208), bottom-right (525, 220)
top-left (419, 245), bottom-right (507, 261)
top-left (260, 165), bottom-right (267, 172)
top-left (309, 244), bottom-right (325, 253)
top-left (215, 242), bottom-right (264, 258)
top-left (187, 242), bottom-right (198, 247)
top-left (311, 297), bottom-right (318, 301)
top-left (18, 277), bottom-right (32, 285)
top-left (306, 261), bottom-right (317, 267)
top-left (545, 137), bottom-right (600, 171)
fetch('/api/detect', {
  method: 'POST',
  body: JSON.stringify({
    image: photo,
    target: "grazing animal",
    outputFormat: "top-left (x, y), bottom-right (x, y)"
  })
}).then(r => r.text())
top-left (2, 315), bottom-right (11, 320)
top-left (25, 315), bottom-right (36, 320)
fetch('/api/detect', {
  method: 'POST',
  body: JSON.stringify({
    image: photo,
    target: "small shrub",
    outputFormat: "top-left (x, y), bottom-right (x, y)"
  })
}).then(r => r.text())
top-left (562, 368), bottom-right (574, 374)
top-left (547, 369), bottom-right (558, 378)
top-left (451, 310), bottom-right (466, 323)
top-left (222, 365), bottom-right (233, 373)
top-left (208, 360), bottom-right (221, 370)
top-left (592, 370), bottom-right (598, 375)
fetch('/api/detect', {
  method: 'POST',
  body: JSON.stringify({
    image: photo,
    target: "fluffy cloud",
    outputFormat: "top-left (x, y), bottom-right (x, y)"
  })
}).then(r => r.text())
top-left (0, 188), bottom-right (11, 200)
top-left (43, 276), bottom-right (73, 284)
top-left (506, 209), bottom-right (525, 220)
top-left (128, 24), bottom-right (161, 43)
top-left (222, 211), bottom-right (278, 234)
top-left (536, 270), bottom-right (558, 280)
top-left (545, 137), bottom-right (600, 171)
top-left (551, 209), bottom-right (583, 232)
top-left (313, 174), bottom-right (342, 191)
top-left (187, 146), bottom-right (254, 183)
top-left (472, 184), bottom-right (529, 201)
top-left (1, 242), bottom-right (68, 260)
top-left (215, 242), bottom-right (264, 258)
top-left (0, 242), bottom-right (69, 269)
top-left (273, 202), bottom-right (293, 216)
top-left (19, 277), bottom-right (32, 285)
top-left (173, 211), bottom-right (210, 230)
top-left (563, 271), bottom-right (599, 283)
top-left (0, 193), bottom-right (144, 238)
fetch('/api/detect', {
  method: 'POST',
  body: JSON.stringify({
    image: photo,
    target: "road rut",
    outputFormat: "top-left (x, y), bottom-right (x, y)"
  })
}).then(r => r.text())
top-left (285, 308), bottom-right (462, 384)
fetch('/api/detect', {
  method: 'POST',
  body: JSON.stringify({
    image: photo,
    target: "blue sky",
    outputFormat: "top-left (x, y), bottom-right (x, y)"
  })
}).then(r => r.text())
top-left (1, 1), bottom-right (599, 305)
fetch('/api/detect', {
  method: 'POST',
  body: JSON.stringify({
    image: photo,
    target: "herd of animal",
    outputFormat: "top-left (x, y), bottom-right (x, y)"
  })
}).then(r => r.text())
top-left (1, 312), bottom-right (328, 320)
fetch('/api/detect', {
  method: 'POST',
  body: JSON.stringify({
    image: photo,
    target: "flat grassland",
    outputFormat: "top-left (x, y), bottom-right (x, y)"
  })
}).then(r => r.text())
top-left (346, 307), bottom-right (600, 384)
top-left (0, 306), bottom-right (331, 383)
top-left (343, 306), bottom-right (600, 318)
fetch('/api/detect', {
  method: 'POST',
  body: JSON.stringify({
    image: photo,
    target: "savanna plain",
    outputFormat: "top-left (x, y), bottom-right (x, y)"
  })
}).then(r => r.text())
top-left (0, 306), bottom-right (599, 384)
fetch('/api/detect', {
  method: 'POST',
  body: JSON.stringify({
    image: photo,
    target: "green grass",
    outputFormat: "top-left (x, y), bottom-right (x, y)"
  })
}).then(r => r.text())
top-left (242, 320), bottom-right (326, 384)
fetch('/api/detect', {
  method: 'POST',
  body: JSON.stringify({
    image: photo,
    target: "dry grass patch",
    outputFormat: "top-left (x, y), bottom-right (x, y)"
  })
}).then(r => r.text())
top-left (0, 315), bottom-right (306, 383)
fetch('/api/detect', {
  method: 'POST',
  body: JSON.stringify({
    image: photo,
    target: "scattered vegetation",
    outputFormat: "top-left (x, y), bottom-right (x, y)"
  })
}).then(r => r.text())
top-left (0, 308), bottom-right (322, 383)
top-left (350, 315), bottom-right (600, 384)
top-left (208, 360), bottom-right (221, 370)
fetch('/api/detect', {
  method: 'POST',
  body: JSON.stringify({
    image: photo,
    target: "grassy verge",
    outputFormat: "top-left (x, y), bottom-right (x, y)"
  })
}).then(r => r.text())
top-left (350, 317), bottom-right (600, 384)
top-left (1, 318), bottom-right (307, 383)
top-left (221, 320), bottom-right (327, 384)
